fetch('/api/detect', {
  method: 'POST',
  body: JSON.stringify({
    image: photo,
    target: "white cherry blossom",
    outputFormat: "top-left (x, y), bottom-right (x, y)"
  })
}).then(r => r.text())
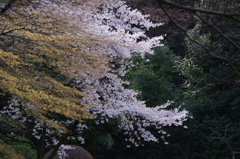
top-left (1, 0), bottom-right (188, 147)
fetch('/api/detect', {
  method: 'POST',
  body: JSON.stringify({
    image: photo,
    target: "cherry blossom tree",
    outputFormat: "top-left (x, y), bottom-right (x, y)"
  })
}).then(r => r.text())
top-left (0, 0), bottom-right (188, 158)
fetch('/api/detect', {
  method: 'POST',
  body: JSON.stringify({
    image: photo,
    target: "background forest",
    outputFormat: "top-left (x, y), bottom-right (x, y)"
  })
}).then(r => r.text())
top-left (0, 0), bottom-right (240, 159)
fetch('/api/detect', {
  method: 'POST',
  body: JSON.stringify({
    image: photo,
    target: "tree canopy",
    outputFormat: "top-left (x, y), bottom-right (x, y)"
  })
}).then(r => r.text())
top-left (0, 0), bottom-right (188, 158)
top-left (2, 0), bottom-right (239, 158)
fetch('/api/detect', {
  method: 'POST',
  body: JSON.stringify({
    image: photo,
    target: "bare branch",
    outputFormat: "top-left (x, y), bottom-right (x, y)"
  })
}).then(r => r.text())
top-left (159, 3), bottom-right (225, 60)
top-left (211, 136), bottom-right (234, 152)
top-left (159, 3), bottom-right (240, 76)
top-left (156, 0), bottom-right (240, 22)
top-left (195, 12), bottom-right (240, 51)
top-left (209, 124), bottom-right (240, 159)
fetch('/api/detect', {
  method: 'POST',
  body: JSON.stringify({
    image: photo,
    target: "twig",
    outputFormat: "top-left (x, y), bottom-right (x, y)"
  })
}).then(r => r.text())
top-left (0, 25), bottom-right (28, 35)
top-left (195, 12), bottom-right (240, 51)
top-left (158, 3), bottom-right (240, 76)
top-left (210, 125), bottom-right (240, 159)
top-left (224, 0), bottom-right (230, 13)
top-left (157, 0), bottom-right (240, 22)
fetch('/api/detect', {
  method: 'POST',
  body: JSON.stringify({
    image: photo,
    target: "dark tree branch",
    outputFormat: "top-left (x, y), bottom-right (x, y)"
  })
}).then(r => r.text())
top-left (210, 125), bottom-right (240, 159)
top-left (212, 136), bottom-right (234, 153)
top-left (37, 124), bottom-right (47, 159)
top-left (159, 3), bottom-right (225, 60)
top-left (158, 3), bottom-right (240, 76)
top-left (47, 121), bottom-right (78, 159)
top-left (0, 25), bottom-right (27, 35)
top-left (211, 136), bottom-right (240, 159)
top-left (47, 137), bottom-right (66, 159)
top-left (195, 12), bottom-right (240, 51)
top-left (156, 0), bottom-right (240, 22)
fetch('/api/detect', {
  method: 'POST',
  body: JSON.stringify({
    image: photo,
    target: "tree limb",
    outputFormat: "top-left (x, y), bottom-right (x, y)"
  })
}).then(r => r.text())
top-left (47, 137), bottom-right (66, 159)
top-left (156, 0), bottom-right (240, 22)
top-left (0, 25), bottom-right (27, 35)
top-left (195, 12), bottom-right (240, 51)
top-left (158, 3), bottom-right (240, 76)
top-left (210, 125), bottom-right (240, 159)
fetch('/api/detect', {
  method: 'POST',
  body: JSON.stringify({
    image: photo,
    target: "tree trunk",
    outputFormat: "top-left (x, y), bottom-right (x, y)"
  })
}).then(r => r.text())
top-left (37, 124), bottom-right (47, 159)
top-left (47, 137), bottom-right (65, 159)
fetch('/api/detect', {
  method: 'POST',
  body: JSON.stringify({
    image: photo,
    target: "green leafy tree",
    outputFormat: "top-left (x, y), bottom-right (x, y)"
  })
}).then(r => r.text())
top-left (179, 30), bottom-right (240, 158)
top-left (0, 1), bottom-right (188, 159)
top-left (124, 46), bottom-right (182, 107)
top-left (0, 135), bottom-right (37, 159)
top-left (90, 46), bottom-right (190, 159)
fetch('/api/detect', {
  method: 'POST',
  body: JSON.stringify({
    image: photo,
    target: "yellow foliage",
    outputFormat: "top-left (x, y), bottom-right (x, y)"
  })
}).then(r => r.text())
top-left (0, 1), bottom-right (109, 131)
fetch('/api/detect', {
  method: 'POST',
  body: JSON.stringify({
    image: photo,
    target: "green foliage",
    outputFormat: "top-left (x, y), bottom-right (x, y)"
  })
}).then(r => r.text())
top-left (124, 46), bottom-right (182, 107)
top-left (0, 135), bottom-right (37, 159)
top-left (83, 117), bottom-right (121, 154)
top-left (0, 139), bottom-right (24, 159)
top-left (178, 21), bottom-right (240, 157)
top-left (95, 133), bottom-right (114, 150)
top-left (95, 18), bottom-right (240, 158)
top-left (90, 46), bottom-right (189, 159)
top-left (0, 1), bottom-right (239, 159)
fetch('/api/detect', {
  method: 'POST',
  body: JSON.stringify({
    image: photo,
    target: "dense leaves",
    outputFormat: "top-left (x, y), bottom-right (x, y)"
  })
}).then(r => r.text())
top-left (0, 0), bottom-right (187, 158)
top-left (1, 0), bottom-right (239, 158)
top-left (124, 46), bottom-right (182, 106)
top-left (91, 0), bottom-right (240, 158)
